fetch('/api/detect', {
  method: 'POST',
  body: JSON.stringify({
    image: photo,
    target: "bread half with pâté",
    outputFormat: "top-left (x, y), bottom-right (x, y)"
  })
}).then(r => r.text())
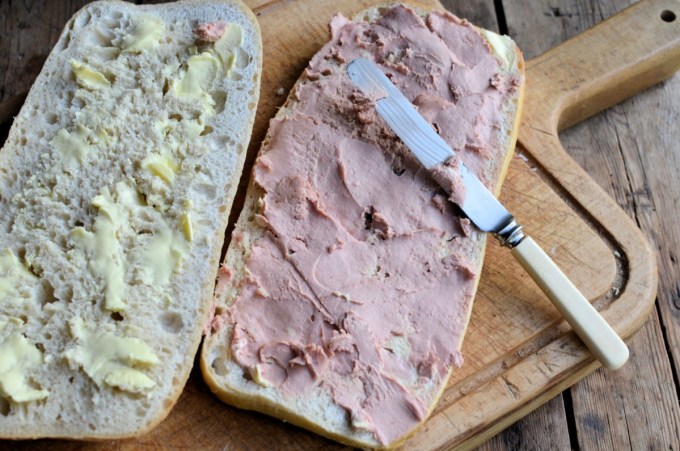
top-left (201, 3), bottom-right (524, 448)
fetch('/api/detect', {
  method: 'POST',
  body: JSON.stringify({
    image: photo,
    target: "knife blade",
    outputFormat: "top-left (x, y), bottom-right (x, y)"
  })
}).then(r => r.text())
top-left (347, 57), bottom-right (629, 370)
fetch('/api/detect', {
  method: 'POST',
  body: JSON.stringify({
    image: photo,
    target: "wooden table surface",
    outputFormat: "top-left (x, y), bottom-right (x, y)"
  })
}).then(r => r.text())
top-left (1, 0), bottom-right (679, 449)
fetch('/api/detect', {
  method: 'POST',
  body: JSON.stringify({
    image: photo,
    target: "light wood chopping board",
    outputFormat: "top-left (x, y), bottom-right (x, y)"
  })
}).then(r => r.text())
top-left (6, 0), bottom-right (680, 449)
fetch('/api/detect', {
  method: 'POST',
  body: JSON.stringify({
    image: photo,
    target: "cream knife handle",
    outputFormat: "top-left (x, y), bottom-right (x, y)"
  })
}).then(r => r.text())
top-left (511, 236), bottom-right (629, 370)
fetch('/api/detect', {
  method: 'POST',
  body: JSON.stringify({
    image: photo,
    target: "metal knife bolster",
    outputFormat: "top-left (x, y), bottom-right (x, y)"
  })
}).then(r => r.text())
top-left (494, 217), bottom-right (525, 248)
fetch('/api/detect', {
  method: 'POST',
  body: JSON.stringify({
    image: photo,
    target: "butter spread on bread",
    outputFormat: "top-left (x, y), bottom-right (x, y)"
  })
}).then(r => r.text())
top-left (0, 0), bottom-right (261, 439)
top-left (201, 5), bottom-right (524, 448)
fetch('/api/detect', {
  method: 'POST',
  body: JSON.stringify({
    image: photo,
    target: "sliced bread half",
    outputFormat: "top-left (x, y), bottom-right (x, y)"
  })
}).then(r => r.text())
top-left (0, 0), bottom-right (261, 439)
top-left (201, 3), bottom-right (524, 448)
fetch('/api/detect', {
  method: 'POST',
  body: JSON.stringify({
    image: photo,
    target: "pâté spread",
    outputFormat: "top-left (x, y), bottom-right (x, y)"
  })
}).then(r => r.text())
top-left (215, 5), bottom-right (520, 445)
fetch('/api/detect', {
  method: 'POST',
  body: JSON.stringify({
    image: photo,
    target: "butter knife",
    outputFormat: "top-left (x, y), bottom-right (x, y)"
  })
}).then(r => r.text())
top-left (347, 58), bottom-right (629, 370)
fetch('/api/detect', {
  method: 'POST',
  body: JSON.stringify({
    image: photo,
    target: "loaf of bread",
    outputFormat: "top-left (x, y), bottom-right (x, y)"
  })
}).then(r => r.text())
top-left (201, 4), bottom-right (524, 448)
top-left (0, 0), bottom-right (261, 439)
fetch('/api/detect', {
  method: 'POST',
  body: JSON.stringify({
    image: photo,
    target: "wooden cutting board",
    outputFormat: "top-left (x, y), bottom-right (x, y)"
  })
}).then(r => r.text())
top-left (5, 0), bottom-right (680, 449)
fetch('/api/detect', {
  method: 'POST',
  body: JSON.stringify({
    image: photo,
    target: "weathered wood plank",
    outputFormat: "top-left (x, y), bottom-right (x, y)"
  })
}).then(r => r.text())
top-left (0, 1), bottom-right (91, 103)
top-left (565, 69), bottom-right (680, 451)
top-left (502, 0), bottom-right (680, 449)
top-left (440, 0), bottom-right (499, 31)
top-left (572, 310), bottom-right (680, 449)
top-left (476, 395), bottom-right (572, 451)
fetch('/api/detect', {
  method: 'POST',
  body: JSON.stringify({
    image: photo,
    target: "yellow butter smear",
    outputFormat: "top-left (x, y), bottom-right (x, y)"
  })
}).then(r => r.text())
top-left (121, 15), bottom-right (164, 53)
top-left (141, 228), bottom-right (186, 286)
top-left (70, 190), bottom-right (126, 312)
top-left (170, 24), bottom-right (242, 109)
top-left (0, 316), bottom-right (22, 333)
top-left (64, 318), bottom-right (159, 395)
top-left (172, 52), bottom-right (220, 111)
top-left (71, 60), bottom-right (110, 90)
top-left (180, 201), bottom-right (193, 242)
top-left (480, 30), bottom-right (517, 71)
top-left (143, 153), bottom-right (179, 185)
top-left (50, 125), bottom-right (92, 165)
top-left (0, 332), bottom-right (49, 403)
top-left (0, 249), bottom-right (37, 304)
top-left (214, 23), bottom-right (243, 71)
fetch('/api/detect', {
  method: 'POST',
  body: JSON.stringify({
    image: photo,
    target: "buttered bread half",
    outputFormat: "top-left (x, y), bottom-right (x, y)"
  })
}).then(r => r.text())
top-left (201, 4), bottom-right (524, 449)
top-left (0, 0), bottom-right (261, 439)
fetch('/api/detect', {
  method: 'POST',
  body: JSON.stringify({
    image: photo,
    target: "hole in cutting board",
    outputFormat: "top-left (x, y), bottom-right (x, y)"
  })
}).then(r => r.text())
top-left (661, 10), bottom-right (676, 22)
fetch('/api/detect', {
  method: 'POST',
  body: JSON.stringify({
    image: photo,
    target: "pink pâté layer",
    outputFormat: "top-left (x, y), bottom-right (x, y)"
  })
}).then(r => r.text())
top-left (214, 5), bottom-right (520, 446)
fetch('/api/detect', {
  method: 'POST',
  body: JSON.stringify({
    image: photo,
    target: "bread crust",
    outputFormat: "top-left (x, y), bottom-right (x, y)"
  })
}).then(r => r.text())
top-left (0, 0), bottom-right (261, 440)
top-left (201, 3), bottom-right (524, 448)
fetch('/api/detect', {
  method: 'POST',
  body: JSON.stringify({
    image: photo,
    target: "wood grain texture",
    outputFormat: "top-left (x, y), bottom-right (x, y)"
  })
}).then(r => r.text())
top-left (477, 395), bottom-right (572, 451)
top-left (440, 0), bottom-right (499, 31)
top-left (566, 94), bottom-right (680, 449)
top-left (497, 0), bottom-right (680, 449)
top-left (0, 0), bottom-right (673, 449)
top-left (0, 1), bottom-right (89, 104)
